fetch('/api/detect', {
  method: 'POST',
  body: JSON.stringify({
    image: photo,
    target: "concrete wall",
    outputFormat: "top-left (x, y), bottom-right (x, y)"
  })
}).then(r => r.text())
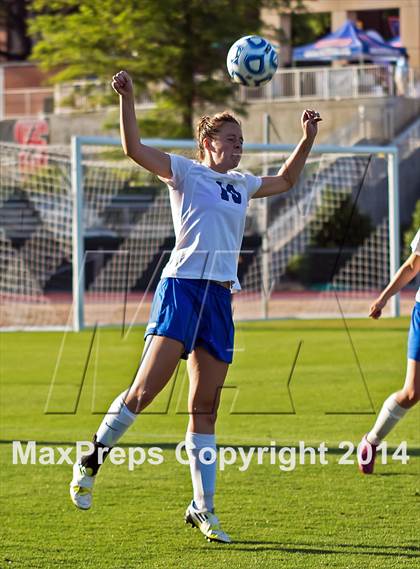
top-left (48, 108), bottom-right (119, 143)
top-left (398, 146), bottom-right (420, 228)
top-left (352, 146), bottom-right (420, 229)
top-left (238, 96), bottom-right (420, 145)
top-left (1, 95), bottom-right (418, 147)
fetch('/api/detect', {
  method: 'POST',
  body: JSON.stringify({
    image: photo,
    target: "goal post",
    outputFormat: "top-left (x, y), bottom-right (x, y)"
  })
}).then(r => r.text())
top-left (71, 135), bottom-right (400, 330)
top-left (387, 149), bottom-right (400, 318)
top-left (71, 136), bottom-right (84, 332)
top-left (0, 136), bottom-right (401, 330)
top-left (70, 135), bottom-right (201, 331)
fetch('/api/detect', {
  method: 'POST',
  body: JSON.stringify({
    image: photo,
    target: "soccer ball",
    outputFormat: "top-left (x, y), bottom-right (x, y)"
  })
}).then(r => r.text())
top-left (227, 35), bottom-right (278, 87)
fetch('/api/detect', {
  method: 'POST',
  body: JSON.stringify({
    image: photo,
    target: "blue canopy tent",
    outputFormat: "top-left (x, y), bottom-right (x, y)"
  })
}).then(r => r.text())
top-left (366, 30), bottom-right (407, 59)
top-left (293, 20), bottom-right (404, 62)
top-left (365, 29), bottom-right (386, 43)
top-left (389, 36), bottom-right (404, 49)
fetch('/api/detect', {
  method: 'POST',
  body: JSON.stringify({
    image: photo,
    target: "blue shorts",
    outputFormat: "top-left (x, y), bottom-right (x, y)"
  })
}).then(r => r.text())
top-left (144, 278), bottom-right (234, 363)
top-left (407, 302), bottom-right (420, 361)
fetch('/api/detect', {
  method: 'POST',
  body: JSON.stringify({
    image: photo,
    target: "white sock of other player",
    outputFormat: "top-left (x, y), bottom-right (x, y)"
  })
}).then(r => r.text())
top-left (96, 391), bottom-right (137, 447)
top-left (186, 432), bottom-right (217, 513)
top-left (367, 393), bottom-right (408, 445)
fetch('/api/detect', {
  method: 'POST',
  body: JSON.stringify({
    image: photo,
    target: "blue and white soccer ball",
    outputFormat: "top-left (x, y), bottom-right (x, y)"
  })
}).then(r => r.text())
top-left (227, 35), bottom-right (278, 87)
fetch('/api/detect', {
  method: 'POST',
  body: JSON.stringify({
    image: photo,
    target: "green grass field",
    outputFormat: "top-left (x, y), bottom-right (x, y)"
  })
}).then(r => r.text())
top-left (1, 318), bottom-right (419, 568)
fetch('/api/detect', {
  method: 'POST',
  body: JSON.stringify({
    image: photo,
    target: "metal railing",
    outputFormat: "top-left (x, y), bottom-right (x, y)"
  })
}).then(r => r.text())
top-left (54, 79), bottom-right (154, 114)
top-left (1, 87), bottom-right (54, 118)
top-left (394, 115), bottom-right (420, 161)
top-left (239, 64), bottom-right (420, 102)
top-left (0, 81), bottom-right (154, 119)
top-left (407, 67), bottom-right (420, 98)
top-left (1, 65), bottom-right (418, 120)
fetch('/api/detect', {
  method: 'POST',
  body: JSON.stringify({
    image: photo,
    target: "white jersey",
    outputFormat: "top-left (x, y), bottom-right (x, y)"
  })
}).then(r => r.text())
top-left (411, 228), bottom-right (420, 302)
top-left (160, 153), bottom-right (262, 289)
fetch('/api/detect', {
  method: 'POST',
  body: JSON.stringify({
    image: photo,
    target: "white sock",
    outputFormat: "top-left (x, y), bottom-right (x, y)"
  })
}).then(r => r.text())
top-left (96, 391), bottom-right (137, 447)
top-left (367, 393), bottom-right (407, 445)
top-left (185, 432), bottom-right (217, 513)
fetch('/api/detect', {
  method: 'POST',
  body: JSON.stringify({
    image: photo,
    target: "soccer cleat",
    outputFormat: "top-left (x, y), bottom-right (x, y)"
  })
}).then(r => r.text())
top-left (358, 434), bottom-right (378, 474)
top-left (70, 462), bottom-right (96, 510)
top-left (184, 504), bottom-right (231, 543)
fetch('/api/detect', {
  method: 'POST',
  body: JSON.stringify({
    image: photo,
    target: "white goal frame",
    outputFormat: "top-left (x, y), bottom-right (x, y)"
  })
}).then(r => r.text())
top-left (71, 136), bottom-right (400, 331)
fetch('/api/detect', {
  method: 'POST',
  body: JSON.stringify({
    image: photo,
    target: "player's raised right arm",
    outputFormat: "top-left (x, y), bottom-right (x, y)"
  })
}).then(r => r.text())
top-left (111, 71), bottom-right (172, 178)
top-left (369, 252), bottom-right (420, 319)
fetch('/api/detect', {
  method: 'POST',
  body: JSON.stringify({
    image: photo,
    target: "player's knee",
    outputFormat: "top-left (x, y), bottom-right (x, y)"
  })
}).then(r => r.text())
top-left (405, 387), bottom-right (420, 405)
top-left (132, 387), bottom-right (155, 409)
top-left (401, 386), bottom-right (420, 405)
top-left (190, 403), bottom-right (218, 425)
top-left (190, 397), bottom-right (218, 418)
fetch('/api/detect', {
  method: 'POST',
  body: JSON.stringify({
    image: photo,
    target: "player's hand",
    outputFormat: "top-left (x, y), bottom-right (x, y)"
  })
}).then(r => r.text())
top-left (301, 109), bottom-right (322, 141)
top-left (111, 70), bottom-right (134, 97)
top-left (369, 297), bottom-right (387, 319)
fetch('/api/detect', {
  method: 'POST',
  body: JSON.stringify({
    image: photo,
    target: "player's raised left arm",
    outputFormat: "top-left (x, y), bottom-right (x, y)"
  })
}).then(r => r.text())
top-left (252, 109), bottom-right (322, 199)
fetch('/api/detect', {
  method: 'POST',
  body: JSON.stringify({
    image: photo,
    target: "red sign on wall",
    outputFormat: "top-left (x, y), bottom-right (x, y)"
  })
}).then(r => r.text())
top-left (13, 118), bottom-right (49, 171)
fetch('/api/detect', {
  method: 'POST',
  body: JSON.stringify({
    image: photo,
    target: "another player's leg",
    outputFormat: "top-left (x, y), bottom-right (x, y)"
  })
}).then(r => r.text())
top-left (70, 335), bottom-right (184, 509)
top-left (358, 358), bottom-right (419, 474)
top-left (184, 346), bottom-right (231, 543)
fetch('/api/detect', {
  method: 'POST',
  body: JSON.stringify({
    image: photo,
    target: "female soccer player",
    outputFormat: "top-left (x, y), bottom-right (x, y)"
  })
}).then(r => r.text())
top-left (70, 70), bottom-right (322, 542)
top-left (358, 228), bottom-right (420, 474)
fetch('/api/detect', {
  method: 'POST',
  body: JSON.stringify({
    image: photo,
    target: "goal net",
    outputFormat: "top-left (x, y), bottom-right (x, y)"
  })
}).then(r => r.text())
top-left (0, 138), bottom-right (402, 330)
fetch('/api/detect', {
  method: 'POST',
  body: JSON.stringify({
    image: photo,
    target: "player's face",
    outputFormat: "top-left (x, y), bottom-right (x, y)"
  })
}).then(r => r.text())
top-left (208, 123), bottom-right (243, 170)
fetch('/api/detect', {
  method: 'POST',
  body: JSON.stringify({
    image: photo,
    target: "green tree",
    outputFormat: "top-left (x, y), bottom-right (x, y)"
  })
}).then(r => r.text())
top-left (310, 192), bottom-right (373, 249)
top-left (29, 0), bottom-right (304, 137)
top-left (286, 191), bottom-right (373, 286)
top-left (291, 11), bottom-right (330, 49)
